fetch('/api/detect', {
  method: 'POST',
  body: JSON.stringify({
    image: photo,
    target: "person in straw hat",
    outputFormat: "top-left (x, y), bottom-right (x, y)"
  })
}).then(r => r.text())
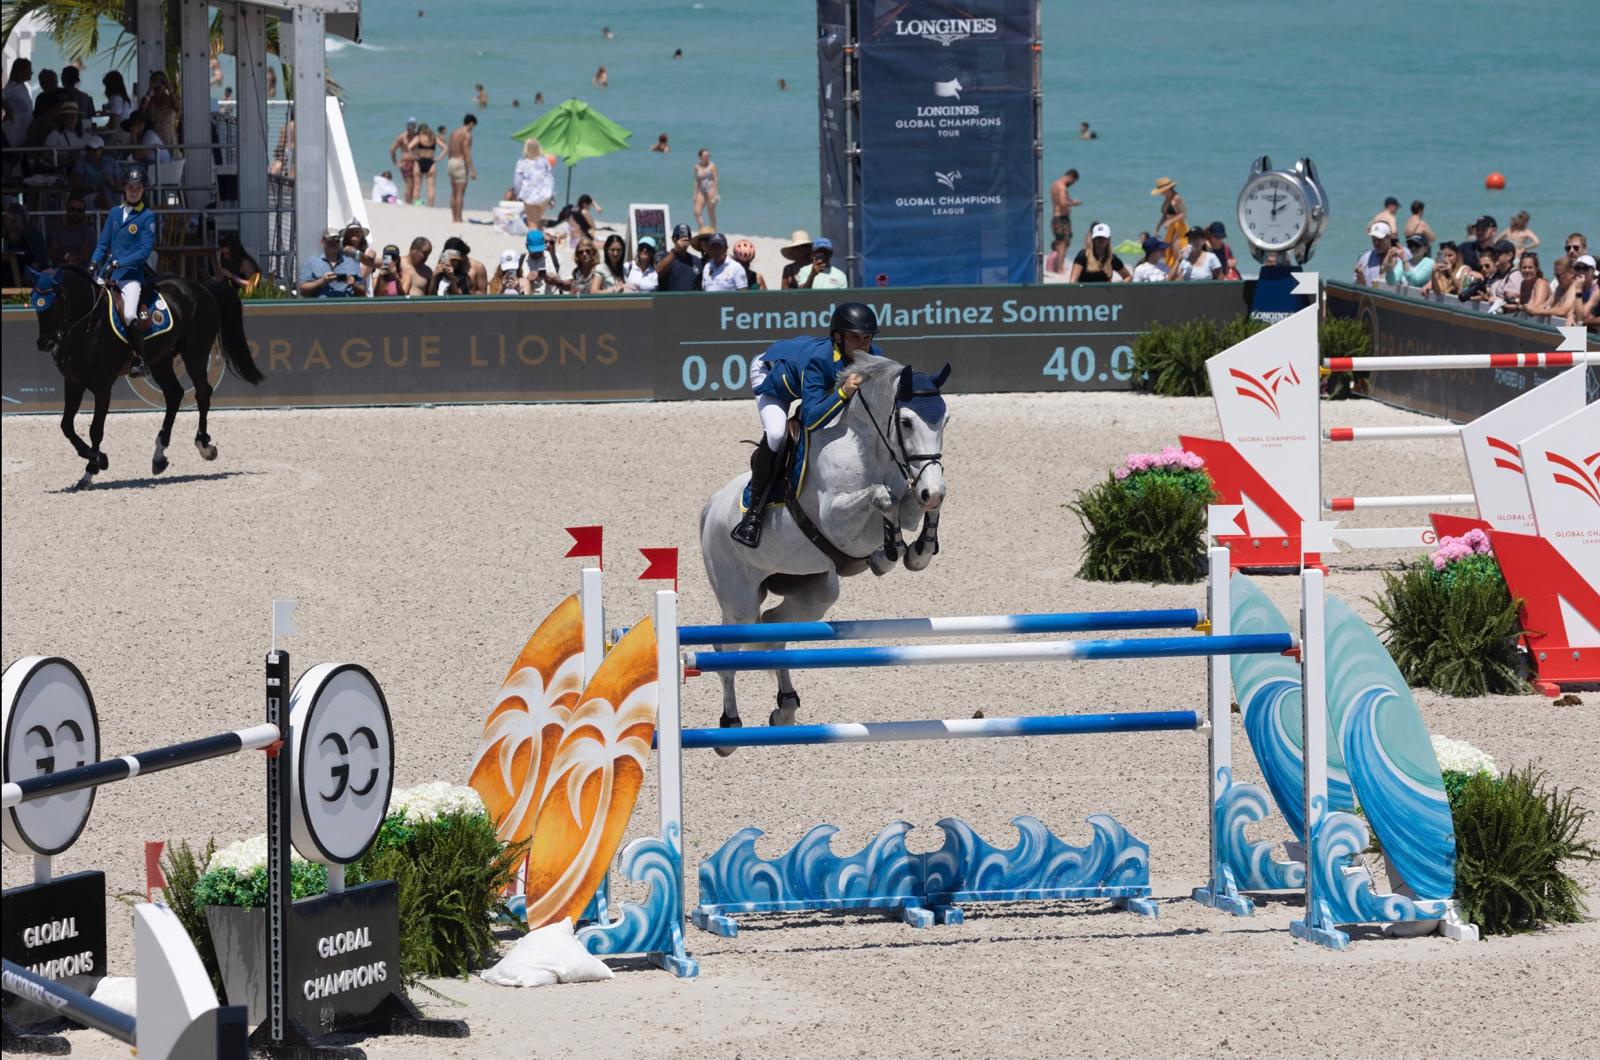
top-left (1151, 176), bottom-right (1188, 268)
top-left (779, 229), bottom-right (813, 288)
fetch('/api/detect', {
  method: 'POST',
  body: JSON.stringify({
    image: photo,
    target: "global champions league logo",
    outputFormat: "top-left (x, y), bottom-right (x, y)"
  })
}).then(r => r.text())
top-left (894, 16), bottom-right (998, 46)
top-left (1546, 445), bottom-right (1600, 508)
top-left (1228, 363), bottom-right (1302, 419)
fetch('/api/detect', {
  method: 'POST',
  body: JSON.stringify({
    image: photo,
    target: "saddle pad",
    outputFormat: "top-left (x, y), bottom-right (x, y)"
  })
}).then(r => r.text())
top-left (107, 291), bottom-right (174, 345)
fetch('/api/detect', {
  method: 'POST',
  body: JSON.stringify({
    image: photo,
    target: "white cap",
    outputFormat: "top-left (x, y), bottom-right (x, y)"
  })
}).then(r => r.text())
top-left (85, 134), bottom-right (104, 148)
top-left (500, 248), bottom-right (520, 270)
top-left (1368, 221), bottom-right (1393, 239)
top-left (1575, 254), bottom-right (1597, 269)
top-left (1090, 222), bottom-right (1111, 240)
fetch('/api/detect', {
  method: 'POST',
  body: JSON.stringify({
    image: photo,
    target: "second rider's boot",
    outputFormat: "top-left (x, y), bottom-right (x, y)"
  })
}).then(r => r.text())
top-left (730, 443), bottom-right (780, 549)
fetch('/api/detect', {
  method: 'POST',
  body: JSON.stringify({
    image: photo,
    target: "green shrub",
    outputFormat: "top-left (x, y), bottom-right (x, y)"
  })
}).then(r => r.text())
top-left (184, 804), bottom-right (524, 982)
top-left (1131, 316), bottom-right (1268, 396)
top-left (1068, 450), bottom-right (1216, 583)
top-left (1451, 766), bottom-right (1597, 936)
top-left (1373, 543), bottom-right (1527, 696)
top-left (1319, 316), bottom-right (1370, 399)
top-left (353, 811), bottom-right (525, 980)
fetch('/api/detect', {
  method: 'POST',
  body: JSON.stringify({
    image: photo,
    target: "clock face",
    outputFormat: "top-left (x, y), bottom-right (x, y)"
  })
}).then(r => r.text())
top-left (1238, 173), bottom-right (1310, 252)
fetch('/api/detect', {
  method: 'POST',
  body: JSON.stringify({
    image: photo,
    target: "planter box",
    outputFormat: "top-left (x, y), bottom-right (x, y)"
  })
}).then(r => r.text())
top-left (205, 905), bottom-right (266, 1028)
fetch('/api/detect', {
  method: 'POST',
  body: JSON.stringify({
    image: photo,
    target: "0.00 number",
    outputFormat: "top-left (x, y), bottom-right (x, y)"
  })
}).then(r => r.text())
top-left (682, 354), bottom-right (749, 393)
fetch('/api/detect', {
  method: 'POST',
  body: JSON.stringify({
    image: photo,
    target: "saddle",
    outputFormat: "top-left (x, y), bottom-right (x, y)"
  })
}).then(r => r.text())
top-left (106, 279), bottom-right (173, 348)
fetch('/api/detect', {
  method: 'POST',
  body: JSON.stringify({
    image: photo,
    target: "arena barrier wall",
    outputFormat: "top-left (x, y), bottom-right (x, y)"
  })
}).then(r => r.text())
top-left (1323, 280), bottom-right (1597, 421)
top-left (1, 283), bottom-right (1253, 414)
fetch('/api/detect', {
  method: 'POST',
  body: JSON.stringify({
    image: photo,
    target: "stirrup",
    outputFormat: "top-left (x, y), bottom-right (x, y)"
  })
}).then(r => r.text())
top-left (730, 510), bottom-right (763, 549)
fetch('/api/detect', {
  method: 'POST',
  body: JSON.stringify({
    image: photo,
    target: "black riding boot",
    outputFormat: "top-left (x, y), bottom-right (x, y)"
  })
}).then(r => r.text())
top-left (730, 443), bottom-right (780, 548)
top-left (128, 324), bottom-right (148, 376)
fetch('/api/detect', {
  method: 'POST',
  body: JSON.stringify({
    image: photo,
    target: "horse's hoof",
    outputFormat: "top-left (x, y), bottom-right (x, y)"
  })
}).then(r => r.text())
top-left (74, 474), bottom-right (94, 491)
top-left (714, 715), bottom-right (742, 758)
top-left (195, 438), bottom-right (218, 461)
top-left (153, 454), bottom-right (169, 475)
top-left (96, 452), bottom-right (109, 470)
top-left (769, 706), bottom-right (798, 727)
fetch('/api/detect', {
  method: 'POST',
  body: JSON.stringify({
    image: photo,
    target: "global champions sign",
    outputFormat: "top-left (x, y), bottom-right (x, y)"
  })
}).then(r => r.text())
top-left (858, 1), bottom-right (1038, 285)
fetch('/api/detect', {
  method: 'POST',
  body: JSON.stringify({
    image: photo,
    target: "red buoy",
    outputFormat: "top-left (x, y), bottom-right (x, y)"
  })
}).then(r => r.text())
top-left (1485, 172), bottom-right (1506, 190)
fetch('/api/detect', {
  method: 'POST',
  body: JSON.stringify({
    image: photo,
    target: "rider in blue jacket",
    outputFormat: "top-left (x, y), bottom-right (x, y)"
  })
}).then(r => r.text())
top-left (732, 301), bottom-right (882, 548)
top-left (88, 165), bottom-right (156, 369)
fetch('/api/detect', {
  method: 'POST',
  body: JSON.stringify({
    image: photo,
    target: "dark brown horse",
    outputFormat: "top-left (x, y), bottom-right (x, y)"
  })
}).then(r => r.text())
top-left (29, 266), bottom-right (264, 489)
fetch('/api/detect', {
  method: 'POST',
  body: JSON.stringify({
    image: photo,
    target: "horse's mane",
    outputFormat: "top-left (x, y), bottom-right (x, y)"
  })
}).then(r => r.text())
top-left (846, 355), bottom-right (908, 422)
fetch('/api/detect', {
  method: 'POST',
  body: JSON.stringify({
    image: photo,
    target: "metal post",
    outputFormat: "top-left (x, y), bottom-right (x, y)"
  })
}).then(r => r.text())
top-left (234, 3), bottom-right (269, 264)
top-left (291, 5), bottom-right (328, 267)
top-left (1297, 569), bottom-right (1328, 940)
top-left (842, 3), bottom-right (859, 286)
top-left (135, 0), bottom-right (164, 96)
top-left (263, 649), bottom-right (290, 1046)
top-left (178, 0), bottom-right (212, 206)
top-left (1032, 0), bottom-right (1043, 282)
top-left (578, 566), bottom-right (609, 922)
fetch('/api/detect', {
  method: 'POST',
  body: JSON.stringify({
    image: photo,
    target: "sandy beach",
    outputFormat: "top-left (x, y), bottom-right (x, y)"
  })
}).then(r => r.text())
top-left (3, 387), bottom-right (1596, 1058)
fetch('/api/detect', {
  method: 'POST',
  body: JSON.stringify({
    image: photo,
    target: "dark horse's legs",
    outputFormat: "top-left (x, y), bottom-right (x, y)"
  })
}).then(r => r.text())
top-left (75, 382), bottom-right (114, 488)
top-left (188, 339), bottom-right (217, 461)
top-left (59, 380), bottom-right (95, 462)
top-left (149, 355), bottom-right (186, 474)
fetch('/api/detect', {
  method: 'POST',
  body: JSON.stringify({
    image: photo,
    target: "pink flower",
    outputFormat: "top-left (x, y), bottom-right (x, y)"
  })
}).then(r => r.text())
top-left (1113, 466), bottom-right (1130, 480)
top-left (1462, 528), bottom-right (1492, 554)
top-left (1181, 451), bottom-right (1205, 470)
top-left (1432, 552), bottom-right (1448, 571)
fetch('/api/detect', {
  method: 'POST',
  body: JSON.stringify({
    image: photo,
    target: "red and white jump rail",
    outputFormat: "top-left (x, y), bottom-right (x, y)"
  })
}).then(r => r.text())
top-left (1323, 351), bottom-right (1597, 373)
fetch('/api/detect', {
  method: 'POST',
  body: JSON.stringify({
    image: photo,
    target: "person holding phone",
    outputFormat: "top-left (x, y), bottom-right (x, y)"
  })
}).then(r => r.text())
top-left (521, 228), bottom-right (572, 294)
top-left (371, 243), bottom-right (404, 297)
top-left (297, 226), bottom-right (365, 297)
top-left (655, 221), bottom-right (703, 291)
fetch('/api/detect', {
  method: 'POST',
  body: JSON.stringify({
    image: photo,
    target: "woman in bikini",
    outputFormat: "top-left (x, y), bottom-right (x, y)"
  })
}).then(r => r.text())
top-left (1151, 176), bottom-right (1187, 268)
top-left (408, 122), bottom-right (439, 207)
top-left (693, 148), bottom-right (719, 229)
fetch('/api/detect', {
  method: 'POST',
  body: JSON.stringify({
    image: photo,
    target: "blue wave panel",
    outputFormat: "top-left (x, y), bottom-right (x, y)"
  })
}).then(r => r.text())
top-left (1305, 805), bottom-right (1453, 931)
top-left (1229, 574), bottom-right (1355, 841)
top-left (694, 815), bottom-right (1153, 930)
top-left (577, 822), bottom-right (698, 976)
top-left (1212, 769), bottom-right (1304, 891)
top-left (1323, 594), bottom-right (1456, 901)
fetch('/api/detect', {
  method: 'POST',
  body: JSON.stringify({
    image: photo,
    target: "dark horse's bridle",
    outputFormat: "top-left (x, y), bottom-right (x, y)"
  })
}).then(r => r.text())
top-left (858, 363), bottom-right (949, 498)
top-left (33, 267), bottom-right (111, 375)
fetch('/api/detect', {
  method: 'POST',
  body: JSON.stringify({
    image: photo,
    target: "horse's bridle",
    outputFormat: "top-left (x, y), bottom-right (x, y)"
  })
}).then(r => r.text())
top-left (859, 379), bottom-right (945, 497)
top-left (36, 270), bottom-right (109, 362)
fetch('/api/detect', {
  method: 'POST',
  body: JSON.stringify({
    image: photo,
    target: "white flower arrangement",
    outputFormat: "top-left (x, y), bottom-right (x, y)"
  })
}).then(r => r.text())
top-left (1431, 734), bottom-right (1500, 778)
top-left (389, 782), bottom-right (486, 825)
top-left (204, 834), bottom-right (312, 876)
top-left (201, 782), bottom-right (485, 875)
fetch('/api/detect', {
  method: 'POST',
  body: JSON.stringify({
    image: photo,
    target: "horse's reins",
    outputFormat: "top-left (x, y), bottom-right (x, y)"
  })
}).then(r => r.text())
top-left (857, 376), bottom-right (944, 497)
top-left (42, 268), bottom-right (111, 354)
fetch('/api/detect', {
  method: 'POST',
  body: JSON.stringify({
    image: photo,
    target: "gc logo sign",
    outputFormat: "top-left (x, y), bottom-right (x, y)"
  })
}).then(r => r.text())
top-left (2, 658), bottom-right (100, 857)
top-left (289, 664), bottom-right (394, 866)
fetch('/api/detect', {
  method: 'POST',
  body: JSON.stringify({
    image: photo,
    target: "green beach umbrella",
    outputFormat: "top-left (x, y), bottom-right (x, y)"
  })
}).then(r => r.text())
top-left (510, 98), bottom-right (632, 204)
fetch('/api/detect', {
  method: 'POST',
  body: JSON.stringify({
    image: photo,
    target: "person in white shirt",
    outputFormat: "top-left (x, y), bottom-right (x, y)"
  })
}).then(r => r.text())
top-left (1131, 236), bottom-right (1171, 282)
top-left (700, 233), bottom-right (748, 291)
top-left (1354, 221), bottom-right (1393, 285)
top-left (1175, 225), bottom-right (1222, 280)
top-left (625, 237), bottom-right (660, 291)
top-left (2, 59), bottom-right (33, 130)
top-left (794, 236), bottom-right (849, 288)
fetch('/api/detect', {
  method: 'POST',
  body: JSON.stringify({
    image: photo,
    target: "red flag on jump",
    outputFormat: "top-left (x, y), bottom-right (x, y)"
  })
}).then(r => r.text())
top-left (145, 840), bottom-right (167, 902)
top-left (564, 525), bottom-right (603, 569)
top-left (639, 548), bottom-right (679, 592)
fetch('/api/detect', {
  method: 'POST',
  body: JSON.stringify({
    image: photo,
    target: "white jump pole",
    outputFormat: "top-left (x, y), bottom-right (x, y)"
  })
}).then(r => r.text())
top-left (1323, 494), bottom-right (1475, 511)
top-left (1323, 425), bottom-right (1460, 442)
top-left (654, 588), bottom-right (689, 969)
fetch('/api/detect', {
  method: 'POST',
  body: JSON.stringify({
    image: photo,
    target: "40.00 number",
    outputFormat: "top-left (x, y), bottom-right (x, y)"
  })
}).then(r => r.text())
top-left (1042, 344), bottom-right (1133, 384)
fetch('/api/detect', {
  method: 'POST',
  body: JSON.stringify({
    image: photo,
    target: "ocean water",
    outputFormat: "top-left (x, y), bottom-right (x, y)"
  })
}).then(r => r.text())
top-left (26, 1), bottom-right (1596, 273)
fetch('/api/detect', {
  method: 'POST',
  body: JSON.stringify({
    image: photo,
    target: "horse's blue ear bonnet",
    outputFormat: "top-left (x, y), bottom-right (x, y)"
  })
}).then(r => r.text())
top-left (30, 268), bottom-right (58, 313)
top-left (896, 363), bottom-right (951, 425)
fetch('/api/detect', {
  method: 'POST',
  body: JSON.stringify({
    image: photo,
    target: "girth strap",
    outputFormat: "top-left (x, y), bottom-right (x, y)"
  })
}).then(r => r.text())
top-left (783, 493), bottom-right (871, 577)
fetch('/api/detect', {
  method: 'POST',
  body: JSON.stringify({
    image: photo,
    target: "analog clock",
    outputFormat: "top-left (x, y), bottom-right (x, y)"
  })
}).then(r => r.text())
top-left (1236, 156), bottom-right (1328, 265)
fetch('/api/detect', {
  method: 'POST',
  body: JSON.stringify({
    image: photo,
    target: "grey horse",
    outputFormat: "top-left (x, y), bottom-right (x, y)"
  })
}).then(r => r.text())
top-left (698, 356), bottom-right (949, 750)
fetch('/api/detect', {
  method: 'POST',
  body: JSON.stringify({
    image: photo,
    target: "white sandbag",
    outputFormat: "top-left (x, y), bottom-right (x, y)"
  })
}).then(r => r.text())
top-left (479, 919), bottom-right (613, 987)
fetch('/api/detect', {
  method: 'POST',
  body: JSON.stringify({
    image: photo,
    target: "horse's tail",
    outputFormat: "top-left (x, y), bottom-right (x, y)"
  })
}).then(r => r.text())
top-left (204, 279), bottom-right (264, 385)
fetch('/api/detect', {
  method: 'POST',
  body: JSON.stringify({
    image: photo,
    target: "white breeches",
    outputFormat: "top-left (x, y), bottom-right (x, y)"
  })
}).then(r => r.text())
top-left (118, 280), bottom-right (141, 323)
top-left (749, 355), bottom-right (789, 451)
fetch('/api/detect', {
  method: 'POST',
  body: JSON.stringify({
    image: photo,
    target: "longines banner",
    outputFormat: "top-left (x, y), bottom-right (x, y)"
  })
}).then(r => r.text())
top-left (1, 284), bottom-right (1250, 413)
top-left (1324, 281), bottom-right (1597, 422)
top-left (854, 0), bottom-right (1038, 286)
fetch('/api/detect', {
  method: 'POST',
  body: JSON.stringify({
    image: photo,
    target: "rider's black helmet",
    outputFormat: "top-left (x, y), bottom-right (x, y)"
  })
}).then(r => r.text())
top-left (829, 301), bottom-right (879, 337)
top-left (123, 165), bottom-right (147, 186)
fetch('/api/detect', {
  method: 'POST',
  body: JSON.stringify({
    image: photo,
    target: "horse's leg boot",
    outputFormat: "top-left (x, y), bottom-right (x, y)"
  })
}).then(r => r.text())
top-left (730, 443), bottom-right (780, 548)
